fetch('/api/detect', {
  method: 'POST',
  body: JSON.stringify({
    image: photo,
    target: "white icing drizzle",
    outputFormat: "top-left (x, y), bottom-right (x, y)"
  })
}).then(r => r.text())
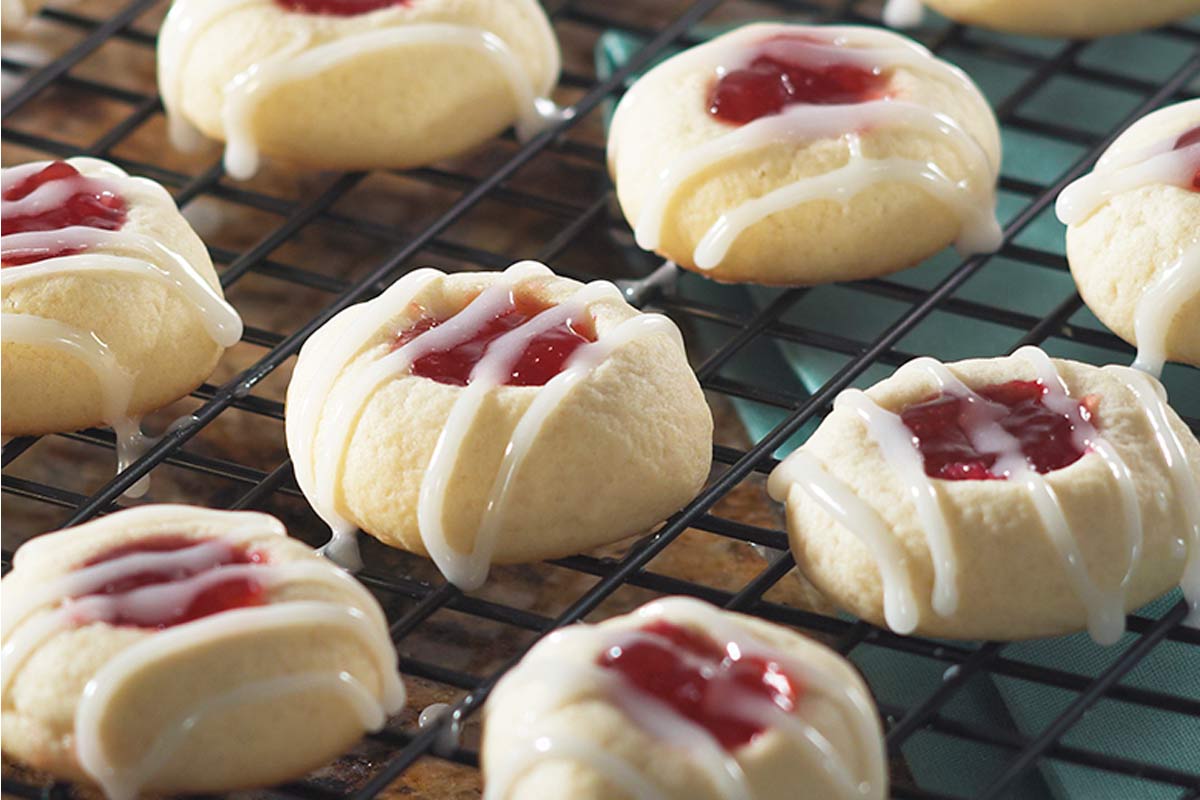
top-left (419, 702), bottom-right (450, 728)
top-left (767, 451), bottom-right (920, 634)
top-left (1056, 102), bottom-right (1200, 375)
top-left (829, 387), bottom-right (961, 620)
top-left (935, 348), bottom-right (1141, 645)
top-left (418, 284), bottom-right (675, 589)
top-left (1056, 101), bottom-right (1199, 226)
top-left (624, 24), bottom-right (1001, 269)
top-left (0, 312), bottom-right (133, 438)
top-left (287, 262), bottom-right (684, 588)
top-left (287, 266), bottom-right (444, 570)
top-left (1131, 240), bottom-right (1200, 377)
top-left (0, 506), bottom-right (405, 800)
top-left (1104, 366), bottom-right (1200, 626)
top-left (0, 313), bottom-right (150, 497)
top-left (3, 240), bottom-right (240, 346)
top-left (418, 701), bottom-right (461, 754)
top-left (1, 159), bottom-right (243, 493)
top-left (484, 597), bottom-right (885, 800)
top-left (768, 349), bottom-right (1145, 644)
top-left (159, 1), bottom-right (562, 179)
top-left (487, 731), bottom-right (671, 800)
top-left (881, 0), bottom-right (925, 28)
top-left (83, 670), bottom-right (383, 800)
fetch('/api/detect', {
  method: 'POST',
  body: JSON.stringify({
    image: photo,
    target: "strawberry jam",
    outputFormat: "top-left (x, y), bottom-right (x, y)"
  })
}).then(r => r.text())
top-left (73, 537), bottom-right (267, 629)
top-left (900, 380), bottom-right (1094, 481)
top-left (597, 620), bottom-right (800, 751)
top-left (1173, 125), bottom-right (1200, 190)
top-left (1, 161), bottom-right (127, 267)
top-left (274, 0), bottom-right (408, 14)
top-left (394, 292), bottom-right (596, 387)
top-left (708, 35), bottom-right (889, 125)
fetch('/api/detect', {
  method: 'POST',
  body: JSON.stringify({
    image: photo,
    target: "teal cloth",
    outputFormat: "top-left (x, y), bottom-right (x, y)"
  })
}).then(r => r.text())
top-left (598, 14), bottom-right (1200, 800)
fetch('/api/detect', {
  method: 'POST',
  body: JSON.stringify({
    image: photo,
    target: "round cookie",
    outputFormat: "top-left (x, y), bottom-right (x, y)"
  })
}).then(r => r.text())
top-left (1056, 99), bottom-right (1200, 375)
top-left (0, 504), bottom-right (406, 797)
top-left (482, 596), bottom-right (887, 800)
top-left (768, 348), bottom-right (1200, 644)
top-left (285, 261), bottom-right (713, 587)
top-left (1, 158), bottom-right (241, 458)
top-left (607, 23), bottom-right (1002, 286)
top-left (912, 0), bottom-right (1200, 38)
top-left (158, 0), bottom-right (561, 179)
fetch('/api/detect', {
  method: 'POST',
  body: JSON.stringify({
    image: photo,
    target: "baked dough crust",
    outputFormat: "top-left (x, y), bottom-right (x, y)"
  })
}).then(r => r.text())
top-left (607, 23), bottom-right (1001, 285)
top-left (1061, 99), bottom-right (1200, 370)
top-left (285, 266), bottom-right (713, 583)
top-left (921, 0), bottom-right (1200, 37)
top-left (482, 596), bottom-right (887, 800)
top-left (157, 0), bottom-right (560, 176)
top-left (0, 504), bottom-right (405, 796)
top-left (771, 352), bottom-right (1200, 641)
top-left (1, 157), bottom-right (236, 436)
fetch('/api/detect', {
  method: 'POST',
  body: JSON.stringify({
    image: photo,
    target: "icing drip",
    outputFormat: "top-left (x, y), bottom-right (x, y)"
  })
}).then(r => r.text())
top-left (1104, 367), bottom-right (1200, 626)
top-left (159, 1), bottom-right (562, 179)
top-left (75, 603), bottom-right (400, 800)
top-left (881, 0), bottom-right (925, 28)
top-left (624, 25), bottom-right (1000, 270)
top-left (1055, 104), bottom-right (1200, 377)
top-left (1131, 241), bottom-right (1200, 377)
top-left (1056, 117), bottom-right (1200, 227)
top-left (484, 597), bottom-right (885, 800)
top-left (921, 350), bottom-right (1141, 644)
top-left (420, 287), bottom-right (676, 589)
top-left (3, 236), bottom-right (242, 346)
top-left (0, 312), bottom-right (141, 482)
top-left (488, 733), bottom-right (672, 800)
top-left (768, 349), bottom-right (1146, 644)
top-left (418, 702), bottom-right (461, 754)
top-left (287, 262), bottom-right (684, 587)
top-left (833, 388), bottom-right (960, 619)
top-left (84, 670), bottom-right (385, 800)
top-left (288, 266), bottom-right (445, 571)
top-left (767, 450), bottom-right (920, 634)
top-left (419, 702), bottom-right (450, 727)
top-left (0, 506), bottom-right (405, 800)
top-left (0, 160), bottom-right (243, 494)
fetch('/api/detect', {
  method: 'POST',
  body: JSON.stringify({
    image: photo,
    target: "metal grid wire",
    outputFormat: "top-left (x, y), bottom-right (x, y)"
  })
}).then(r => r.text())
top-left (2, 0), bottom-right (1199, 798)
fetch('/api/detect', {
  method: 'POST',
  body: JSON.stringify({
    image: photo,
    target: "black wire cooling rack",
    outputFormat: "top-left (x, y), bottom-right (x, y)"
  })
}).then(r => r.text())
top-left (3, 1), bottom-right (1199, 798)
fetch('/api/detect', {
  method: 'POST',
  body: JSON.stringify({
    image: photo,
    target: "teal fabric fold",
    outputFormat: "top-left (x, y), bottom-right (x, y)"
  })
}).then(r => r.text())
top-left (598, 15), bottom-right (1200, 799)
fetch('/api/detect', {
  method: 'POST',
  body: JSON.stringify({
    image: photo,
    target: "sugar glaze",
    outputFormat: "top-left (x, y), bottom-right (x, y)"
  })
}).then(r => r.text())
top-left (768, 349), bottom-right (1195, 644)
top-left (287, 262), bottom-right (684, 587)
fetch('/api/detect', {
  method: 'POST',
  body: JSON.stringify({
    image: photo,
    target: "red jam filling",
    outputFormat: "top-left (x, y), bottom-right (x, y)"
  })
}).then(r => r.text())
top-left (597, 620), bottom-right (800, 751)
top-left (707, 35), bottom-right (889, 125)
top-left (1173, 125), bottom-right (1200, 190)
top-left (900, 380), bottom-right (1095, 481)
top-left (393, 292), bottom-right (596, 387)
top-left (1, 161), bottom-right (127, 267)
top-left (75, 536), bottom-right (267, 629)
top-left (274, 0), bottom-right (408, 14)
